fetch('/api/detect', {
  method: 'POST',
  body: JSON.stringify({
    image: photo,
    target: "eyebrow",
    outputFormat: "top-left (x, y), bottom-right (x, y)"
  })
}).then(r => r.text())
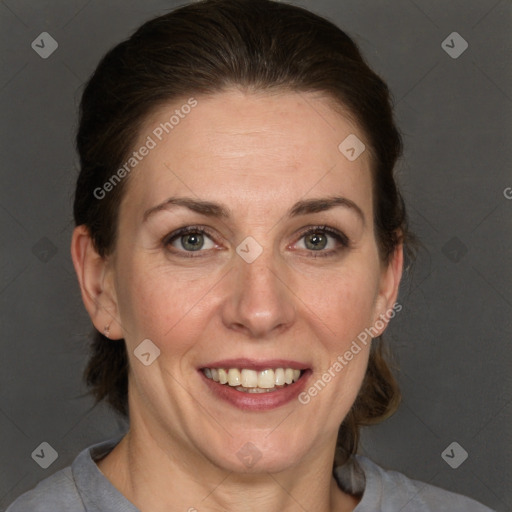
top-left (143, 195), bottom-right (365, 225)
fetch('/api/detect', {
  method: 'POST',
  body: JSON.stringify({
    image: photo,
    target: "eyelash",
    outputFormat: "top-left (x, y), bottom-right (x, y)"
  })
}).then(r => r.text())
top-left (162, 224), bottom-right (350, 259)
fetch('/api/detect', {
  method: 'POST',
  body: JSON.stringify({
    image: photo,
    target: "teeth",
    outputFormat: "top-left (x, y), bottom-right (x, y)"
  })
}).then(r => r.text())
top-left (274, 368), bottom-right (285, 385)
top-left (218, 368), bottom-right (228, 384)
top-left (258, 369), bottom-right (275, 388)
top-left (203, 367), bottom-right (303, 391)
top-left (234, 386), bottom-right (275, 393)
top-left (241, 369), bottom-right (258, 388)
top-left (227, 368), bottom-right (241, 386)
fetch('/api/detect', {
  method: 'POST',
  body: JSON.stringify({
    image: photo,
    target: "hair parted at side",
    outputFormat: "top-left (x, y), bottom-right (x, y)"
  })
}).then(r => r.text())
top-left (74, 0), bottom-right (418, 466)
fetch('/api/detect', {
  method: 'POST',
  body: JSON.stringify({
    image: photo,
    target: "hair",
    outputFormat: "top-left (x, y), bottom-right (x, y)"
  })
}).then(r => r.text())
top-left (74, 0), bottom-right (418, 466)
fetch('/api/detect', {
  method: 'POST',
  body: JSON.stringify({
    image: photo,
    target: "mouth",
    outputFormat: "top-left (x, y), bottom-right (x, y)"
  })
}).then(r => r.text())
top-left (198, 359), bottom-right (311, 410)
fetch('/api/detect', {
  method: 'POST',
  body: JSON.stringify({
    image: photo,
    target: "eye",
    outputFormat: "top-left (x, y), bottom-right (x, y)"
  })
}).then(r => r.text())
top-left (162, 224), bottom-right (350, 258)
top-left (164, 226), bottom-right (217, 255)
top-left (293, 225), bottom-right (350, 257)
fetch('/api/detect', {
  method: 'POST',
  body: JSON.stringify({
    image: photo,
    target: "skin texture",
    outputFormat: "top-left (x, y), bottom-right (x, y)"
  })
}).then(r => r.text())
top-left (71, 89), bottom-right (403, 512)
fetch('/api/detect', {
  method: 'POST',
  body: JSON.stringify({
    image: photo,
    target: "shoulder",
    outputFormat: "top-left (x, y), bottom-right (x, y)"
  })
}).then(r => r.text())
top-left (5, 436), bottom-right (124, 512)
top-left (5, 466), bottom-right (84, 512)
top-left (335, 455), bottom-right (495, 512)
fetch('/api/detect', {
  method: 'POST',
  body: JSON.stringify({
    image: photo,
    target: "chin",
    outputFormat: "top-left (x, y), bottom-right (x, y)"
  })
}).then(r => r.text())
top-left (203, 433), bottom-right (312, 474)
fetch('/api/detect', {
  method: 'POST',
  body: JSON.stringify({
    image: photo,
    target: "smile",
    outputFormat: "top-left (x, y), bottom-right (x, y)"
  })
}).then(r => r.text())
top-left (202, 367), bottom-right (303, 393)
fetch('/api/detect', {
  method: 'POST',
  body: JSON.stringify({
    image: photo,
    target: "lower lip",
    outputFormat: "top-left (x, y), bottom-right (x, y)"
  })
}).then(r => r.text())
top-left (199, 370), bottom-right (311, 411)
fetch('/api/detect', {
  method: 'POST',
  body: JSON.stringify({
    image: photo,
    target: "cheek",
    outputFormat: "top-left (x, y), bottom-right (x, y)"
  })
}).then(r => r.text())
top-left (301, 263), bottom-right (379, 349)
top-left (303, 270), bottom-right (376, 415)
top-left (114, 257), bottom-right (216, 350)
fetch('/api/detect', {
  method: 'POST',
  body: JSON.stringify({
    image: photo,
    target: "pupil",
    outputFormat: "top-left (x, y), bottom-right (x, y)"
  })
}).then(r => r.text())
top-left (306, 233), bottom-right (327, 250)
top-left (183, 233), bottom-right (203, 251)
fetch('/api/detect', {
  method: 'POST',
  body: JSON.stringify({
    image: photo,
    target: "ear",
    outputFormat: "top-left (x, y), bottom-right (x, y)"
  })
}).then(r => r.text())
top-left (370, 241), bottom-right (404, 337)
top-left (70, 225), bottom-right (123, 339)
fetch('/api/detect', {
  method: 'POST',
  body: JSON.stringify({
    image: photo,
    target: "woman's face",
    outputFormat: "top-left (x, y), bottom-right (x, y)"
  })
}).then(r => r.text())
top-left (97, 89), bottom-right (402, 472)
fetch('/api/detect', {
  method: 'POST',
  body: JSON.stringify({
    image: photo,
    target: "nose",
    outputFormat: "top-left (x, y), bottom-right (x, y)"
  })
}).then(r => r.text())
top-left (220, 245), bottom-right (297, 339)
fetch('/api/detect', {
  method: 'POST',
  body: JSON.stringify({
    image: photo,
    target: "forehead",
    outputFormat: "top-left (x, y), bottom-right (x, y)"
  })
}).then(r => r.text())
top-left (121, 89), bottom-right (373, 220)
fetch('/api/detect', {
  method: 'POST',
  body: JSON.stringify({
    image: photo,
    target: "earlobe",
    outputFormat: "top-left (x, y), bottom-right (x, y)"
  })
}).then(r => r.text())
top-left (70, 225), bottom-right (123, 339)
top-left (372, 242), bottom-right (404, 337)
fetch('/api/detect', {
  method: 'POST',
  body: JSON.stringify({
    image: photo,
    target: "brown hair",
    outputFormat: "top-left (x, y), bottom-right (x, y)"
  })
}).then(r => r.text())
top-left (74, 0), bottom-right (417, 466)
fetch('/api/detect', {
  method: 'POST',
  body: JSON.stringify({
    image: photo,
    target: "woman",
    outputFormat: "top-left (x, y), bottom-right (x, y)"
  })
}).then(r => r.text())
top-left (6, 0), bottom-right (495, 510)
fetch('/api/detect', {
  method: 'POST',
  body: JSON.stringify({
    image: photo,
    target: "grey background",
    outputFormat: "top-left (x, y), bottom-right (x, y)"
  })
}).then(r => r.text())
top-left (0, 0), bottom-right (510, 510)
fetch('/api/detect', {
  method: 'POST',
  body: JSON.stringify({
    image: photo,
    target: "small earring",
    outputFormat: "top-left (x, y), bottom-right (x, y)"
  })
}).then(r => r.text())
top-left (103, 325), bottom-right (110, 338)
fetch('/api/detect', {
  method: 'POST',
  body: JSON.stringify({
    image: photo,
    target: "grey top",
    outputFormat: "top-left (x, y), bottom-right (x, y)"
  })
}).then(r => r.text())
top-left (6, 436), bottom-right (494, 512)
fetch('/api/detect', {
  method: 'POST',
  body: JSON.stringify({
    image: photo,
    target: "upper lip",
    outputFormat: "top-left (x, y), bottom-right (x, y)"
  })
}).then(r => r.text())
top-left (199, 358), bottom-right (310, 371)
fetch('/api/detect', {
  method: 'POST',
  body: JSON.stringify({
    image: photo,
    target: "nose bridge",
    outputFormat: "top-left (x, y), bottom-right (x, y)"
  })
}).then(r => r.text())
top-left (241, 248), bottom-right (281, 298)
top-left (221, 240), bottom-right (296, 337)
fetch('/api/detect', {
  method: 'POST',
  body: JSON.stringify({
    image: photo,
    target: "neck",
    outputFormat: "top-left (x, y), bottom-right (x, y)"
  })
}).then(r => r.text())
top-left (97, 413), bottom-right (359, 512)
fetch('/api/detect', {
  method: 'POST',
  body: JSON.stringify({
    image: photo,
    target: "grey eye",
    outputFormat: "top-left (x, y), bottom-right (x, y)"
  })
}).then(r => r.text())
top-left (304, 232), bottom-right (329, 250)
top-left (167, 230), bottom-right (216, 252)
